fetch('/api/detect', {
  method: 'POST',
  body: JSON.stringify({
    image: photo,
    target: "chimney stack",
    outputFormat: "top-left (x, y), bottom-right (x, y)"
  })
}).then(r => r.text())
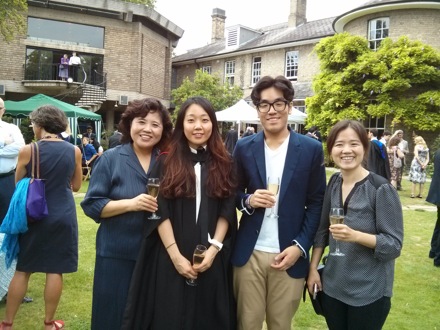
top-left (288, 0), bottom-right (307, 27)
top-left (211, 8), bottom-right (226, 43)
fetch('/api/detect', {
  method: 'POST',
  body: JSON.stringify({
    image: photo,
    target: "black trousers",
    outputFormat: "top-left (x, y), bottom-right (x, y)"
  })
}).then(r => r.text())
top-left (0, 172), bottom-right (15, 225)
top-left (430, 207), bottom-right (440, 265)
top-left (322, 293), bottom-right (391, 330)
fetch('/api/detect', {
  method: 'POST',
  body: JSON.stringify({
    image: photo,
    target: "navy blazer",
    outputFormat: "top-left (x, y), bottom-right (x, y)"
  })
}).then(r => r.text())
top-left (231, 129), bottom-right (326, 278)
top-left (81, 143), bottom-right (158, 260)
top-left (427, 149), bottom-right (440, 206)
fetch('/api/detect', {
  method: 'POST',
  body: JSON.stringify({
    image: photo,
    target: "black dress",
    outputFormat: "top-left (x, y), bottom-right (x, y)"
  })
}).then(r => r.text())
top-left (17, 140), bottom-right (78, 273)
top-left (122, 150), bottom-right (237, 330)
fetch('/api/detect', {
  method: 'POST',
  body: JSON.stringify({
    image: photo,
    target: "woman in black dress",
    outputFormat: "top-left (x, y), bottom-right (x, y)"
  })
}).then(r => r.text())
top-left (1, 105), bottom-right (82, 330)
top-left (122, 97), bottom-right (237, 330)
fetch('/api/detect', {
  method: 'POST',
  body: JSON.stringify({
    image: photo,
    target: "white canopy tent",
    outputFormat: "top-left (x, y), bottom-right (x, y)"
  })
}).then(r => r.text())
top-left (215, 100), bottom-right (259, 137)
top-left (216, 99), bottom-right (307, 136)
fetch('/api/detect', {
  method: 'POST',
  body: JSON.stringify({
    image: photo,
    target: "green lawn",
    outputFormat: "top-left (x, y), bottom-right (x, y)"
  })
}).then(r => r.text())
top-left (1, 174), bottom-right (438, 329)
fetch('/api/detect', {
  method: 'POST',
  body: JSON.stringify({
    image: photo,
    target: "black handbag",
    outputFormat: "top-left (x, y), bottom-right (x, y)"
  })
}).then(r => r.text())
top-left (303, 256), bottom-right (327, 316)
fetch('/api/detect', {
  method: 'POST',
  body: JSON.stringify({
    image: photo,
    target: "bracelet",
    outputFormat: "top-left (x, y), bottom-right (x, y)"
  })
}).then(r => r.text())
top-left (211, 244), bottom-right (221, 251)
top-left (166, 242), bottom-right (176, 250)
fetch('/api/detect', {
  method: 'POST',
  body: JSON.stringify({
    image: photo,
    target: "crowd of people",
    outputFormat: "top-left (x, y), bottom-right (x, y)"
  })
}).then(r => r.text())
top-left (0, 71), bottom-right (438, 329)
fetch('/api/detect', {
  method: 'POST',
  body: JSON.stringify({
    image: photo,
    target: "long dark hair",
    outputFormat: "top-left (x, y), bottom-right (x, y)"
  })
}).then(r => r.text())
top-left (161, 97), bottom-right (236, 199)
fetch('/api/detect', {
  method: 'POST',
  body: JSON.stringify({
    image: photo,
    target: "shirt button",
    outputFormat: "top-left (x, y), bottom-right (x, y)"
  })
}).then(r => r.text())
top-left (255, 230), bottom-right (259, 235)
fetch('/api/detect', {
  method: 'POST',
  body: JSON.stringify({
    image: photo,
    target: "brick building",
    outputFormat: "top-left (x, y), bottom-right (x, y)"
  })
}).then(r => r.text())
top-left (0, 0), bottom-right (183, 131)
top-left (172, 0), bottom-right (440, 145)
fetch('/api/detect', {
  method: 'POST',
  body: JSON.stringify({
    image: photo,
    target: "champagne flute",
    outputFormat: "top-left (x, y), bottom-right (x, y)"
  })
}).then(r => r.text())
top-left (186, 244), bottom-right (207, 287)
top-left (147, 178), bottom-right (160, 220)
top-left (267, 177), bottom-right (280, 218)
top-left (329, 207), bottom-right (345, 256)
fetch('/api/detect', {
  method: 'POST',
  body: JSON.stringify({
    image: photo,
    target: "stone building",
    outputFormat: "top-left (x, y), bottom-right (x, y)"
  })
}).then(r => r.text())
top-left (0, 0), bottom-right (183, 131)
top-left (172, 0), bottom-right (440, 145)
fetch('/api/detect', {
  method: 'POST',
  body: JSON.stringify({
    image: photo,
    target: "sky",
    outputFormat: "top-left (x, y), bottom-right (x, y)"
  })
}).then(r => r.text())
top-left (155, 0), bottom-right (367, 54)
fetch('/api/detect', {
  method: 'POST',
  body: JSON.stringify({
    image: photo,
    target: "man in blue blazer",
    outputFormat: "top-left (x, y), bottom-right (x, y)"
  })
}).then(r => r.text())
top-left (427, 148), bottom-right (440, 267)
top-left (232, 76), bottom-right (326, 330)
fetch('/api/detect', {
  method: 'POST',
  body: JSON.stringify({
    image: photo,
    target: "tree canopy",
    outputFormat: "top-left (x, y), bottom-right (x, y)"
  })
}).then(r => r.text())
top-left (306, 32), bottom-right (440, 135)
top-left (123, 0), bottom-right (155, 6)
top-left (171, 69), bottom-right (244, 121)
top-left (0, 0), bottom-right (27, 42)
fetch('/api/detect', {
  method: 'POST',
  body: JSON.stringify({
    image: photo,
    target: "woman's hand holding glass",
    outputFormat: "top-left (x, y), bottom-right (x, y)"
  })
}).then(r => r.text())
top-left (130, 193), bottom-right (158, 213)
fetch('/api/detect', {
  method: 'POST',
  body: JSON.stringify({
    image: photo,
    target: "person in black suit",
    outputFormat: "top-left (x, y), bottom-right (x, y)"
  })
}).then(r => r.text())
top-left (223, 125), bottom-right (238, 155)
top-left (427, 148), bottom-right (440, 267)
top-left (366, 128), bottom-right (391, 181)
top-left (108, 130), bottom-right (122, 149)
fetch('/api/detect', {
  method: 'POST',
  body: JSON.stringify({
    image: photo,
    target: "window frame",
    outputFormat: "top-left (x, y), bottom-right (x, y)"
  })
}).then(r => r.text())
top-left (202, 66), bottom-right (212, 74)
top-left (224, 60), bottom-right (235, 85)
top-left (285, 51), bottom-right (299, 80)
top-left (251, 56), bottom-right (262, 86)
top-left (368, 17), bottom-right (389, 51)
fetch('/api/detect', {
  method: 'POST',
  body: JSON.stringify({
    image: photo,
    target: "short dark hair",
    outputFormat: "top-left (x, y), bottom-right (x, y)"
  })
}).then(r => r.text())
top-left (369, 128), bottom-right (378, 137)
top-left (383, 130), bottom-right (391, 136)
top-left (118, 97), bottom-right (173, 151)
top-left (30, 105), bottom-right (68, 134)
top-left (251, 75), bottom-right (295, 105)
top-left (327, 120), bottom-right (369, 161)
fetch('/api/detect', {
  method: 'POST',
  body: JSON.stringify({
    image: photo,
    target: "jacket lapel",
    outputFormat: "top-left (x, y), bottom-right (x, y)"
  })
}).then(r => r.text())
top-left (121, 144), bottom-right (148, 180)
top-left (251, 132), bottom-right (267, 186)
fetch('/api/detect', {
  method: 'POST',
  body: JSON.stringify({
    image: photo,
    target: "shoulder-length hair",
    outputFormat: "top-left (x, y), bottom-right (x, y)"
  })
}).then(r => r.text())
top-left (118, 98), bottom-right (173, 151)
top-left (161, 97), bottom-right (236, 199)
top-left (30, 105), bottom-right (68, 134)
top-left (326, 120), bottom-right (370, 161)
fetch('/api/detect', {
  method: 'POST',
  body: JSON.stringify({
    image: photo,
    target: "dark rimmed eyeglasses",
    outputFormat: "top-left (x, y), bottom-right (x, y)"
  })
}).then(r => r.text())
top-left (256, 100), bottom-right (289, 113)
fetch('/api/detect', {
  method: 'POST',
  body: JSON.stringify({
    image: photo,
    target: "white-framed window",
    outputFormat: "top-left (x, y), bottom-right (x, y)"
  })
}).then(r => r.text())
top-left (202, 66), bottom-right (211, 74)
top-left (368, 17), bottom-right (389, 50)
top-left (363, 115), bottom-right (387, 136)
top-left (225, 60), bottom-right (235, 85)
top-left (285, 51), bottom-right (299, 80)
top-left (251, 57), bottom-right (261, 85)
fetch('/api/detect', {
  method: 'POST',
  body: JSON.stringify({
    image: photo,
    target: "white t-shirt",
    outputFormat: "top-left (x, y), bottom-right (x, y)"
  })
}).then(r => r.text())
top-left (254, 137), bottom-right (289, 253)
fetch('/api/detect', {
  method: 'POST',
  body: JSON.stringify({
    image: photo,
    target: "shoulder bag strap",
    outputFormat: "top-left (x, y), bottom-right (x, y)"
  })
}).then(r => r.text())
top-left (35, 141), bottom-right (40, 179)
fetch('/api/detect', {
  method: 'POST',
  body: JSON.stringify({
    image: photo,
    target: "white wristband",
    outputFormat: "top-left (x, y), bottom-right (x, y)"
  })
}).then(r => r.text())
top-left (208, 234), bottom-right (223, 251)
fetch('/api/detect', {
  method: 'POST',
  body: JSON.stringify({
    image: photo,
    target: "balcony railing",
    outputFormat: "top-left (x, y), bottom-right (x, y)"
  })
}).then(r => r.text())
top-left (24, 63), bottom-right (105, 86)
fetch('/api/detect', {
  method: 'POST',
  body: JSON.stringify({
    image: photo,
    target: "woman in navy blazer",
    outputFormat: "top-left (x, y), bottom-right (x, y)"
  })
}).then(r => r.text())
top-left (80, 98), bottom-right (172, 330)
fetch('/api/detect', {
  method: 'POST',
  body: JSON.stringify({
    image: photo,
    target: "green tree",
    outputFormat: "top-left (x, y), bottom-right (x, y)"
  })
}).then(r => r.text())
top-left (0, 0), bottom-right (27, 42)
top-left (306, 32), bottom-right (440, 135)
top-left (171, 69), bottom-right (244, 121)
top-left (123, 0), bottom-right (156, 6)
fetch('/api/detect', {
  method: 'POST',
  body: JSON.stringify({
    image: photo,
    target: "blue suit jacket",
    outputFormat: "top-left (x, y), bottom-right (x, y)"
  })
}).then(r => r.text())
top-left (231, 129), bottom-right (326, 278)
top-left (81, 143), bottom-right (159, 260)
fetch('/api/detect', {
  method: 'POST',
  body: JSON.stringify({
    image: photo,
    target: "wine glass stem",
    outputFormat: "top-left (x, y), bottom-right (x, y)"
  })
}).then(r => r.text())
top-left (335, 241), bottom-right (340, 254)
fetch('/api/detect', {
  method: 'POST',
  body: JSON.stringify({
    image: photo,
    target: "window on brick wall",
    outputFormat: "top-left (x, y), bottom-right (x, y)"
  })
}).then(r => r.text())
top-left (27, 17), bottom-right (104, 48)
top-left (251, 57), bottom-right (261, 85)
top-left (368, 17), bottom-right (389, 51)
top-left (285, 51), bottom-right (299, 80)
top-left (225, 60), bottom-right (235, 85)
top-left (202, 66), bottom-right (212, 74)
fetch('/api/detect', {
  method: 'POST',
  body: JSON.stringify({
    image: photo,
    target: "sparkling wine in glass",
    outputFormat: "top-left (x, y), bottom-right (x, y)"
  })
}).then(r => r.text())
top-left (186, 244), bottom-right (207, 287)
top-left (147, 178), bottom-right (160, 220)
top-left (267, 177), bottom-right (280, 218)
top-left (329, 207), bottom-right (345, 256)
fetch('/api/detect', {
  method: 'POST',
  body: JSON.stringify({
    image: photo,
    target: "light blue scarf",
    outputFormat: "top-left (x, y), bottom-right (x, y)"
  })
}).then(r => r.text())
top-left (0, 178), bottom-right (30, 268)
